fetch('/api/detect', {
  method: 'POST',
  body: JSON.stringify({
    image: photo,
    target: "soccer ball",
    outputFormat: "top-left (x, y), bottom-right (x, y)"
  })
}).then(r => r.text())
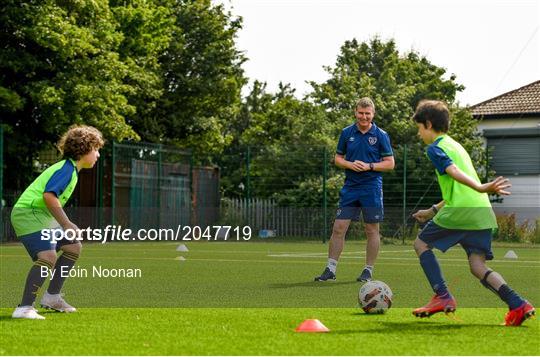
top-left (358, 280), bottom-right (393, 314)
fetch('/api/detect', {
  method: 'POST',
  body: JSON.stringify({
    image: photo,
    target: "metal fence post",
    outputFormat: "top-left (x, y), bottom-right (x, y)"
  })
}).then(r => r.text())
top-left (485, 145), bottom-right (490, 182)
top-left (97, 149), bottom-right (104, 228)
top-left (246, 146), bottom-right (251, 226)
top-left (0, 125), bottom-right (3, 241)
top-left (402, 144), bottom-right (407, 244)
top-left (323, 146), bottom-right (328, 244)
top-left (157, 144), bottom-right (162, 226)
top-left (111, 141), bottom-right (116, 225)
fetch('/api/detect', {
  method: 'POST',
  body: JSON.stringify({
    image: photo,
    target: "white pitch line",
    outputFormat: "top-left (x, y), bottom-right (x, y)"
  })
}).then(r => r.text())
top-left (1, 254), bottom-right (538, 268)
top-left (165, 257), bottom-right (540, 268)
top-left (267, 253), bottom-right (540, 264)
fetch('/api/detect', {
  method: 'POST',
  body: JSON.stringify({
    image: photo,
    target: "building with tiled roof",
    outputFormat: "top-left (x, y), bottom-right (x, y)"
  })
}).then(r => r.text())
top-left (471, 80), bottom-right (540, 118)
top-left (470, 80), bottom-right (540, 223)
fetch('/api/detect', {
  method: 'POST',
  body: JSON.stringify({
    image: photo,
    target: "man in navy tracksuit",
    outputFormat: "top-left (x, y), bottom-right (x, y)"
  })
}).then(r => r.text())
top-left (315, 97), bottom-right (395, 282)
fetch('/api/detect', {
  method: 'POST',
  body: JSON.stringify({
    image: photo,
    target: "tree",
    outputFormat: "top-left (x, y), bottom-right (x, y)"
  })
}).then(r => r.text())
top-left (1, 0), bottom-right (140, 189)
top-left (218, 81), bottom-right (333, 200)
top-left (156, 0), bottom-right (247, 158)
top-left (110, 0), bottom-right (176, 142)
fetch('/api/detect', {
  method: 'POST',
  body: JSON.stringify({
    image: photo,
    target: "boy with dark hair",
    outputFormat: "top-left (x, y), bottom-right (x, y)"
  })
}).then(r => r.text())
top-left (10, 125), bottom-right (104, 319)
top-left (411, 100), bottom-right (535, 326)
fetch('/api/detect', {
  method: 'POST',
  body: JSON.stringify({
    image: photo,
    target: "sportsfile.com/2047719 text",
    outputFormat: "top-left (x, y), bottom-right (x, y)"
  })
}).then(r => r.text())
top-left (39, 225), bottom-right (253, 243)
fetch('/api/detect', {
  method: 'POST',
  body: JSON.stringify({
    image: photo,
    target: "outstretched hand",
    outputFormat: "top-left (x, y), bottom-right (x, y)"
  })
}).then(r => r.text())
top-left (479, 176), bottom-right (512, 195)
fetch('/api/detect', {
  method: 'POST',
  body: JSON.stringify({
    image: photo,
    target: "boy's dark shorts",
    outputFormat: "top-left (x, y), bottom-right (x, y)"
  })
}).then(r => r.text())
top-left (418, 220), bottom-right (494, 260)
top-left (336, 186), bottom-right (384, 223)
top-left (19, 230), bottom-right (77, 261)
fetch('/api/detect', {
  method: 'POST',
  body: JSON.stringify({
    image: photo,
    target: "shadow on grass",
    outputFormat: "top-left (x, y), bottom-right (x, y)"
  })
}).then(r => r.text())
top-left (269, 280), bottom-right (358, 289)
top-left (332, 320), bottom-right (511, 335)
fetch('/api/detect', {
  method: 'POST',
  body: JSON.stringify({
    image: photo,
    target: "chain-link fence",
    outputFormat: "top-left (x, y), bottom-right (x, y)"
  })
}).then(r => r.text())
top-left (214, 144), bottom-right (443, 241)
top-left (2, 141), bottom-right (218, 241)
top-left (1, 139), bottom-right (538, 242)
top-left (111, 142), bottom-right (192, 231)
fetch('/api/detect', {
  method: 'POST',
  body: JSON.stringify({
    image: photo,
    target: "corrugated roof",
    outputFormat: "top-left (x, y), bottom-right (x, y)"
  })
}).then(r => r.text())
top-left (470, 80), bottom-right (540, 117)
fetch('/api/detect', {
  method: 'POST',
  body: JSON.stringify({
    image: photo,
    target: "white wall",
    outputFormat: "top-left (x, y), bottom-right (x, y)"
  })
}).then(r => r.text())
top-left (476, 116), bottom-right (540, 223)
top-left (491, 175), bottom-right (540, 223)
top-left (476, 117), bottom-right (539, 131)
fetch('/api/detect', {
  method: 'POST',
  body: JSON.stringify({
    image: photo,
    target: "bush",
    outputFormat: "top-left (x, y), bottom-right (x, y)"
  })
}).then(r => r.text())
top-left (493, 214), bottom-right (539, 243)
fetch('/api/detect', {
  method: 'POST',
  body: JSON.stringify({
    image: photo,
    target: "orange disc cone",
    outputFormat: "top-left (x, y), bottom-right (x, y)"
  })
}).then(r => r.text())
top-left (295, 319), bottom-right (330, 332)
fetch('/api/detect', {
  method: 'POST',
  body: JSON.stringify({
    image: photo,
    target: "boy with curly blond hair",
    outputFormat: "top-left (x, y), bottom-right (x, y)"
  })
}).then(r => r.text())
top-left (10, 125), bottom-right (104, 319)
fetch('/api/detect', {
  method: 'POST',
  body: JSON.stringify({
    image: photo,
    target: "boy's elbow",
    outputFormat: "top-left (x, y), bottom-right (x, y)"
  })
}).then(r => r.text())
top-left (43, 192), bottom-right (58, 204)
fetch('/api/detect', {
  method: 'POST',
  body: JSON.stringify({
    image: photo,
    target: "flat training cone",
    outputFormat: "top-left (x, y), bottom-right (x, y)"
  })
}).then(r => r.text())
top-left (295, 319), bottom-right (329, 332)
top-left (504, 250), bottom-right (518, 259)
top-left (176, 244), bottom-right (189, 252)
top-left (175, 256), bottom-right (186, 261)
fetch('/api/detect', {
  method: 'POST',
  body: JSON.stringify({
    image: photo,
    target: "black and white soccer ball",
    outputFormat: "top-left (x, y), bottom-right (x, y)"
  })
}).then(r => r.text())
top-left (358, 280), bottom-right (393, 314)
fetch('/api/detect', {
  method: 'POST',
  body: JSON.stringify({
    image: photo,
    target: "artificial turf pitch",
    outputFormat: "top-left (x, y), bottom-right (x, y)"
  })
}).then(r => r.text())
top-left (1, 240), bottom-right (539, 355)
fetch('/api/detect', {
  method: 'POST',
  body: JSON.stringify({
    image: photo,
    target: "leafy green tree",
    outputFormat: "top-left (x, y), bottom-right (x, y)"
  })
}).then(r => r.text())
top-left (218, 81), bottom-right (333, 200)
top-left (1, 0), bottom-right (140, 189)
top-left (156, 0), bottom-right (246, 158)
top-left (110, 0), bottom-right (175, 142)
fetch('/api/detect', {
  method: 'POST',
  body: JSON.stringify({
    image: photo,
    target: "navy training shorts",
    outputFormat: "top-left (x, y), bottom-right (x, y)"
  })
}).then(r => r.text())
top-left (19, 229), bottom-right (78, 261)
top-left (336, 186), bottom-right (384, 223)
top-left (418, 220), bottom-right (494, 260)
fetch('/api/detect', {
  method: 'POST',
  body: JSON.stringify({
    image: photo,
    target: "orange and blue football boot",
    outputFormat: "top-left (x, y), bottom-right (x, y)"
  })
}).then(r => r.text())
top-left (504, 301), bottom-right (535, 326)
top-left (413, 294), bottom-right (457, 318)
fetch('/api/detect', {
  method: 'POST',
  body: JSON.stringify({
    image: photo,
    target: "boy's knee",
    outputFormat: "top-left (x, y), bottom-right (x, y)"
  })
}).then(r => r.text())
top-left (413, 238), bottom-right (429, 256)
top-left (37, 250), bottom-right (57, 266)
top-left (62, 242), bottom-right (82, 255)
top-left (468, 259), bottom-right (487, 279)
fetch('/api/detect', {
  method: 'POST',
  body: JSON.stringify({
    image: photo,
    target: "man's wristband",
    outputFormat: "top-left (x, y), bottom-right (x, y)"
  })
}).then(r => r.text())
top-left (369, 163), bottom-right (374, 171)
top-left (431, 205), bottom-right (439, 214)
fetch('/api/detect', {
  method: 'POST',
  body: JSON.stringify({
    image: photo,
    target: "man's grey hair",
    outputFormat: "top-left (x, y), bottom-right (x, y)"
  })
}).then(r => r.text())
top-left (355, 97), bottom-right (375, 111)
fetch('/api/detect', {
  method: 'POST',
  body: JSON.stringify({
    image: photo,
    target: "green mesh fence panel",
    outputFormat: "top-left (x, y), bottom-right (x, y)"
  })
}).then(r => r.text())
top-left (113, 142), bottom-right (192, 231)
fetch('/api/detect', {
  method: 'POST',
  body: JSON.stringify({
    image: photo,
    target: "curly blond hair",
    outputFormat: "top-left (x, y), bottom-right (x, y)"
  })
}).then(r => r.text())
top-left (57, 125), bottom-right (105, 160)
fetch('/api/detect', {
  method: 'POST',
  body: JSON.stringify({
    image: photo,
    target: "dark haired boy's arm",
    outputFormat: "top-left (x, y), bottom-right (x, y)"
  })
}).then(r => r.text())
top-left (412, 200), bottom-right (444, 223)
top-left (43, 192), bottom-right (79, 232)
top-left (445, 165), bottom-right (511, 195)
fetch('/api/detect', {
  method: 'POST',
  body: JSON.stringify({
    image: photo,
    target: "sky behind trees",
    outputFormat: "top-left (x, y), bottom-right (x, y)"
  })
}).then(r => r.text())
top-left (220, 0), bottom-right (540, 105)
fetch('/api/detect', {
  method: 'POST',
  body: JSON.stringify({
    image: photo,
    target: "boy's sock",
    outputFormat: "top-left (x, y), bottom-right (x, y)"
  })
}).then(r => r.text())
top-left (21, 259), bottom-right (53, 306)
top-left (498, 285), bottom-right (525, 310)
top-left (327, 258), bottom-right (338, 274)
top-left (480, 271), bottom-right (524, 310)
top-left (363, 265), bottom-right (374, 273)
top-left (419, 250), bottom-right (449, 297)
top-left (47, 252), bottom-right (79, 294)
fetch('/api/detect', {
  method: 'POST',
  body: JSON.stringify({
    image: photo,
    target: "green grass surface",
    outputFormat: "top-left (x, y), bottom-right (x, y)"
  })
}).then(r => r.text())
top-left (1, 241), bottom-right (539, 355)
top-left (0, 308), bottom-right (538, 355)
